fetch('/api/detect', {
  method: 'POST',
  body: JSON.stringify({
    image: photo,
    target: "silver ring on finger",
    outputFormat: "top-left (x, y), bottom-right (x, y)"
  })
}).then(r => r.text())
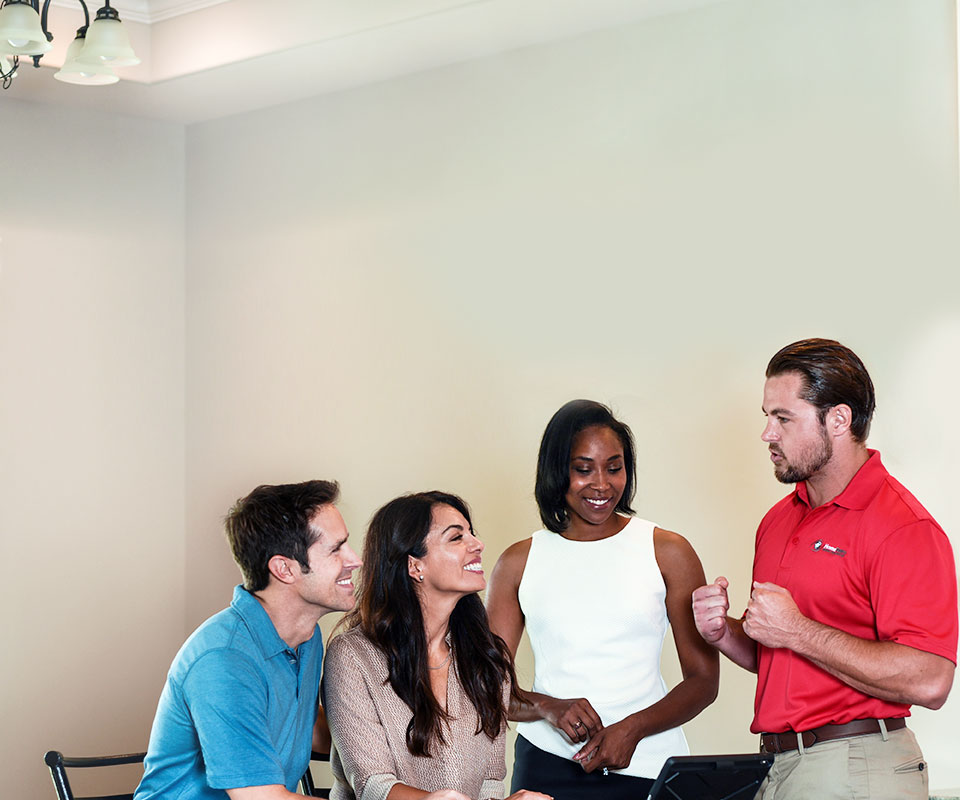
top-left (574, 721), bottom-right (583, 730)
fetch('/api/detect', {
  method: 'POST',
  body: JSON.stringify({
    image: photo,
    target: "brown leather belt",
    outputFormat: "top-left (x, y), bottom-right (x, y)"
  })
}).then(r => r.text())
top-left (760, 718), bottom-right (907, 754)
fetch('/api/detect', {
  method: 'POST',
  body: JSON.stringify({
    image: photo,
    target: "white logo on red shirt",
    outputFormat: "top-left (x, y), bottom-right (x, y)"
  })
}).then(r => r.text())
top-left (811, 539), bottom-right (846, 557)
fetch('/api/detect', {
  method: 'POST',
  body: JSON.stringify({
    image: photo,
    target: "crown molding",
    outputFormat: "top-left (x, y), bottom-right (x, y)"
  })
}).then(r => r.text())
top-left (50, 0), bottom-right (231, 25)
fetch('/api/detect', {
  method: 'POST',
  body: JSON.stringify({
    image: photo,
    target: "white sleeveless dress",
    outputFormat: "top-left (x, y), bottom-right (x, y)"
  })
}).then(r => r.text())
top-left (515, 516), bottom-right (688, 779)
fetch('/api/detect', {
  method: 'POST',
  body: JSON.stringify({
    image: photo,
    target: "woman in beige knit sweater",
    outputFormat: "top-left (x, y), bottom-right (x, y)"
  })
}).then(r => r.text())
top-left (323, 491), bottom-right (551, 800)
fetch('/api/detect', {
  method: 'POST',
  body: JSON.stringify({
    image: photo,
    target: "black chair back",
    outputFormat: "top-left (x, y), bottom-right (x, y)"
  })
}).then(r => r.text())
top-left (46, 747), bottom-right (329, 798)
top-left (43, 750), bottom-right (146, 800)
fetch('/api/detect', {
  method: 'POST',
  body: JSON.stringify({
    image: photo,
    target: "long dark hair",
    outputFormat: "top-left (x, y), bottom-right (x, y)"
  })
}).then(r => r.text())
top-left (342, 491), bottom-right (520, 756)
top-left (535, 399), bottom-right (637, 533)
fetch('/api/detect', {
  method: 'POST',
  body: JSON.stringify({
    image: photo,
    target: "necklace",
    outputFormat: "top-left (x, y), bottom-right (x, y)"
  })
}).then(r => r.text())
top-left (428, 650), bottom-right (452, 670)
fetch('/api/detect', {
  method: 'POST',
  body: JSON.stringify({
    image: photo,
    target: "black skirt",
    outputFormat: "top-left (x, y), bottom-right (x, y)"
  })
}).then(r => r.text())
top-left (511, 734), bottom-right (655, 800)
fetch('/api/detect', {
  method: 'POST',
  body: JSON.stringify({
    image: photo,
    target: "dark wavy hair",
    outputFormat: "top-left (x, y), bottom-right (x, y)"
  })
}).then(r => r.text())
top-left (224, 480), bottom-right (340, 592)
top-left (766, 338), bottom-right (876, 443)
top-left (535, 399), bottom-right (637, 533)
top-left (341, 491), bottom-right (519, 757)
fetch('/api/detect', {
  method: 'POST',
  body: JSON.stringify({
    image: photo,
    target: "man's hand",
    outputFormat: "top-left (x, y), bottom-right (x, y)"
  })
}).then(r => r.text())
top-left (692, 577), bottom-right (731, 644)
top-left (691, 577), bottom-right (758, 672)
top-left (743, 581), bottom-right (806, 649)
top-left (742, 580), bottom-right (955, 708)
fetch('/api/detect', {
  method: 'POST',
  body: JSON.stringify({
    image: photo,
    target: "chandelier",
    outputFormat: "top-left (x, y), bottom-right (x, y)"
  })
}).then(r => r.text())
top-left (0, 0), bottom-right (140, 88)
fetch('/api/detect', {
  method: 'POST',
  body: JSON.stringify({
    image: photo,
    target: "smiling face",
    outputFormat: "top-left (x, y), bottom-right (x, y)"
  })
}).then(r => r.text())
top-left (295, 504), bottom-right (362, 614)
top-left (761, 371), bottom-right (834, 483)
top-left (410, 503), bottom-right (486, 597)
top-left (564, 424), bottom-right (627, 535)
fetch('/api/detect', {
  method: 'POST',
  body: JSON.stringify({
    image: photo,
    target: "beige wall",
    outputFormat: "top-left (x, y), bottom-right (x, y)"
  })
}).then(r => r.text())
top-left (3, 0), bottom-right (959, 798)
top-left (0, 101), bottom-right (186, 798)
top-left (184, 0), bottom-right (960, 788)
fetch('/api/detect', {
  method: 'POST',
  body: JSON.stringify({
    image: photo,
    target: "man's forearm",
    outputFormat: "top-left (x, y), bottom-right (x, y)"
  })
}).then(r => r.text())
top-left (787, 618), bottom-right (955, 708)
top-left (226, 785), bottom-right (301, 800)
top-left (713, 618), bottom-right (758, 673)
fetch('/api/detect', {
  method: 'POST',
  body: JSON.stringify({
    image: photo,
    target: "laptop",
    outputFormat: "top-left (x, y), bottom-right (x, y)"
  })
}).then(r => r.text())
top-left (645, 753), bottom-right (773, 800)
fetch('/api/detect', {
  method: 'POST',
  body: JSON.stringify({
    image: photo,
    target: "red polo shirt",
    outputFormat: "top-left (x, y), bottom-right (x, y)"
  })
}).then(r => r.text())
top-left (751, 450), bottom-right (958, 734)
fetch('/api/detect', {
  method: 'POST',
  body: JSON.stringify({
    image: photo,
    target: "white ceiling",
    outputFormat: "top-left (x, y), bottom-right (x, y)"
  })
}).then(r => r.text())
top-left (52, 0), bottom-right (233, 25)
top-left (8, 0), bottom-right (729, 124)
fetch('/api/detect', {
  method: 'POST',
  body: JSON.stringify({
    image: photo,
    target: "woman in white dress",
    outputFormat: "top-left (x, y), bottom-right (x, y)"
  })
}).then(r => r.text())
top-left (486, 400), bottom-right (719, 800)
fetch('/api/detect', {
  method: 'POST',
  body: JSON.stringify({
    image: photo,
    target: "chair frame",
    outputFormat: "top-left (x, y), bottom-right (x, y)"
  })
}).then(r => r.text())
top-left (45, 748), bottom-right (329, 799)
top-left (299, 750), bottom-right (332, 797)
top-left (43, 750), bottom-right (147, 800)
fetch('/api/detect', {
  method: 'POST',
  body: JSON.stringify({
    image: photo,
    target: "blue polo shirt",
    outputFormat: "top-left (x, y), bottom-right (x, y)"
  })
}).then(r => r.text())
top-left (135, 586), bottom-right (324, 799)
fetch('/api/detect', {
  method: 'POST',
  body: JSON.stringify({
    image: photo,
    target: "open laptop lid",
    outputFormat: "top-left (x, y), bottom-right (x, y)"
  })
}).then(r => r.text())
top-left (645, 753), bottom-right (773, 800)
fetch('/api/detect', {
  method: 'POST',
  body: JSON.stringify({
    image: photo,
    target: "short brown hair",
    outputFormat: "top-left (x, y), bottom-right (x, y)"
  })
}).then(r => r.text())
top-left (766, 339), bottom-right (876, 442)
top-left (224, 480), bottom-right (340, 591)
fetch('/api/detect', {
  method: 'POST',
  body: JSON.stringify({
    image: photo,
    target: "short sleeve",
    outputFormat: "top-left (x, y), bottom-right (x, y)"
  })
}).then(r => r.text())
top-left (871, 521), bottom-right (958, 664)
top-left (324, 635), bottom-right (401, 800)
top-left (182, 649), bottom-right (287, 789)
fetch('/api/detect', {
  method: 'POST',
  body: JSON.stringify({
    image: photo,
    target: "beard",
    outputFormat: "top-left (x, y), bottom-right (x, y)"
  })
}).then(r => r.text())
top-left (772, 426), bottom-right (833, 484)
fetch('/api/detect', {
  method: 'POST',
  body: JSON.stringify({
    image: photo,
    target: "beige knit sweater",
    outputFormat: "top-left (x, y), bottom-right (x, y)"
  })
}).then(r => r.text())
top-left (324, 627), bottom-right (507, 800)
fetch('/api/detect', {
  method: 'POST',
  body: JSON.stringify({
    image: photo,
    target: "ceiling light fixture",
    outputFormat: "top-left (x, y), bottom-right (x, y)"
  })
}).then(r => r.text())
top-left (0, 0), bottom-right (139, 89)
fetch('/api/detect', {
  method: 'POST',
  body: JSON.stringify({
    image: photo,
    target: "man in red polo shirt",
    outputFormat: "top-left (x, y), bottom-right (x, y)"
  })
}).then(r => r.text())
top-left (693, 338), bottom-right (957, 799)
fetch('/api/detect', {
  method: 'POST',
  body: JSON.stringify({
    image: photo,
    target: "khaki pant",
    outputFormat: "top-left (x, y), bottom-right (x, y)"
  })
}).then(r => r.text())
top-left (755, 727), bottom-right (928, 800)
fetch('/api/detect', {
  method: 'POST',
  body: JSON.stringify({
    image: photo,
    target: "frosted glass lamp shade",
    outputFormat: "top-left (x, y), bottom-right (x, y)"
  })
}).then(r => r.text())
top-left (78, 16), bottom-right (139, 67)
top-left (0, 1), bottom-right (52, 56)
top-left (55, 36), bottom-right (118, 85)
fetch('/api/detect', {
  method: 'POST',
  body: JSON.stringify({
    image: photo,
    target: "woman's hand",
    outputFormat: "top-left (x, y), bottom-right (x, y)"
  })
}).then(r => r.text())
top-left (388, 786), bottom-right (470, 800)
top-left (422, 791), bottom-right (471, 800)
top-left (537, 695), bottom-right (603, 743)
top-left (572, 717), bottom-right (641, 773)
top-left (505, 791), bottom-right (553, 800)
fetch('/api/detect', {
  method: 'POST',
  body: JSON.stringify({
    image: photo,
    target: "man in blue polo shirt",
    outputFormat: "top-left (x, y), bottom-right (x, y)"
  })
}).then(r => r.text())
top-left (135, 479), bottom-right (362, 800)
